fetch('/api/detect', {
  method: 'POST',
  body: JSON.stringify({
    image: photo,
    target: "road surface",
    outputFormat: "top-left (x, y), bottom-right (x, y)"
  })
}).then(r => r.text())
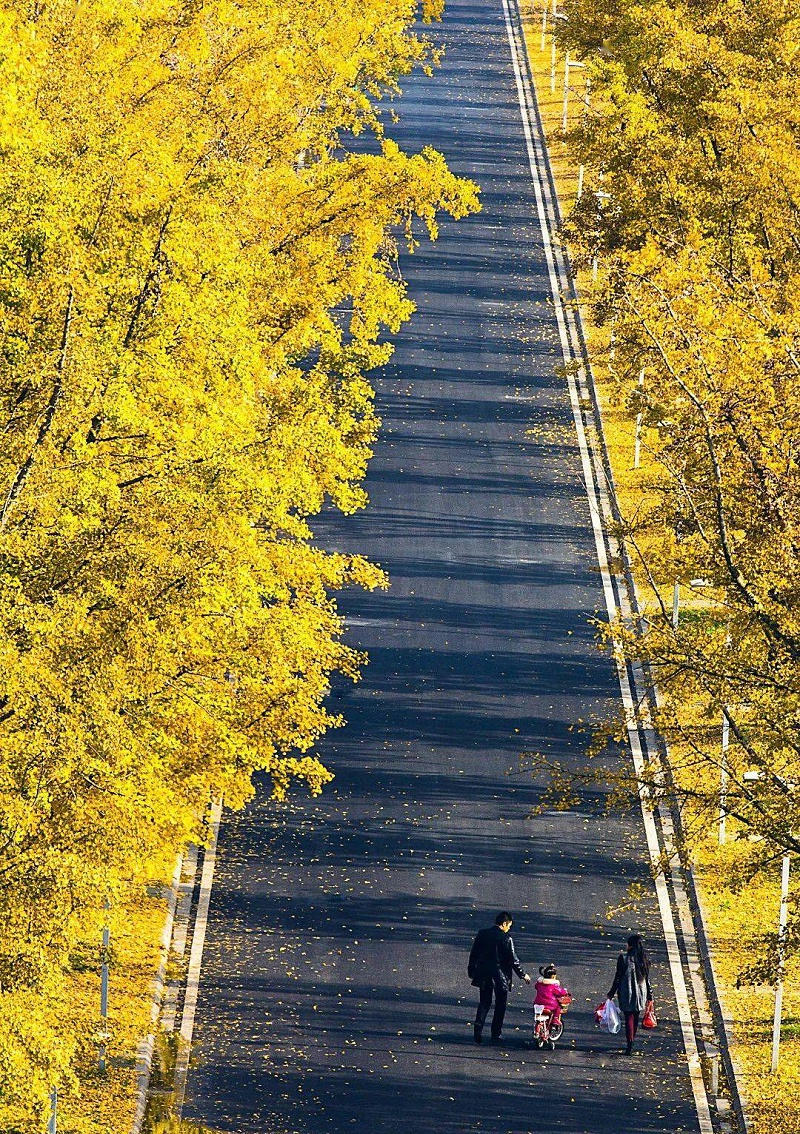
top-left (183, 1), bottom-right (702, 1131)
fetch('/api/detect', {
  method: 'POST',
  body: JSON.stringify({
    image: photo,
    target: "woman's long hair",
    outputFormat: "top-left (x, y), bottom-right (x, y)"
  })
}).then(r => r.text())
top-left (627, 933), bottom-right (650, 980)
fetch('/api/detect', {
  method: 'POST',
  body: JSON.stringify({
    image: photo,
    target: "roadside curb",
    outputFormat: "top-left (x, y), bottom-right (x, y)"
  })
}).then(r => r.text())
top-left (132, 855), bottom-right (183, 1134)
top-left (174, 800), bottom-right (222, 1114)
top-left (130, 801), bottom-right (221, 1133)
top-left (684, 861), bottom-right (752, 1133)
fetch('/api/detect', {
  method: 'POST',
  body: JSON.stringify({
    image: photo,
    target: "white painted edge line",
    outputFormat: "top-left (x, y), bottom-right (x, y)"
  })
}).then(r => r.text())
top-left (162, 843), bottom-right (201, 1034)
top-left (131, 853), bottom-right (183, 1134)
top-left (652, 675), bottom-right (750, 1130)
top-left (499, 3), bottom-right (714, 1132)
top-left (174, 799), bottom-right (223, 1115)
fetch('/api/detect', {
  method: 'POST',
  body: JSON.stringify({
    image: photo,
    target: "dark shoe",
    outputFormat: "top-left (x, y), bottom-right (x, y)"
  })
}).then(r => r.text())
top-left (490, 1034), bottom-right (502, 1044)
top-left (625, 1041), bottom-right (633, 1056)
top-left (473, 1026), bottom-right (482, 1045)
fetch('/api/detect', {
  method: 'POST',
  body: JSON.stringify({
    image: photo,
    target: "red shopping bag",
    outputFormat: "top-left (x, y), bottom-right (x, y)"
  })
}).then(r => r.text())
top-left (642, 999), bottom-right (657, 1028)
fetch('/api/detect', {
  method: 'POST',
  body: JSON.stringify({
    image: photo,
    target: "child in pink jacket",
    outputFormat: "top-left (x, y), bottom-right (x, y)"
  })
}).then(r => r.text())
top-left (534, 964), bottom-right (571, 1026)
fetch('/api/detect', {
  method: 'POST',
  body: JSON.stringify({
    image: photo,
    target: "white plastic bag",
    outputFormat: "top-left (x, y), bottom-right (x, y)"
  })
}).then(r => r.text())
top-left (598, 997), bottom-right (622, 1034)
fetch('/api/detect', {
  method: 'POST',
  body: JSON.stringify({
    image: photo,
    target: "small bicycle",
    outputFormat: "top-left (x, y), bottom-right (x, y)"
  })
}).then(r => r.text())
top-left (532, 994), bottom-right (572, 1050)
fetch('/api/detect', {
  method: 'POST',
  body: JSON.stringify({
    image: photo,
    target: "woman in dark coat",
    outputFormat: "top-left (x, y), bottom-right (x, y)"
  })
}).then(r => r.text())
top-left (608, 933), bottom-right (652, 1055)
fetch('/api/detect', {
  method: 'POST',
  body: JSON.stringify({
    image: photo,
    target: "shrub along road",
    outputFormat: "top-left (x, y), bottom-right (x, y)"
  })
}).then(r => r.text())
top-left (183, 1), bottom-right (705, 1130)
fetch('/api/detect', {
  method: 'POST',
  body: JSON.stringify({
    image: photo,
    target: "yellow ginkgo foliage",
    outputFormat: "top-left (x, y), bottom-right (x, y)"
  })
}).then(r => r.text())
top-left (558, 0), bottom-right (800, 922)
top-left (0, 0), bottom-right (478, 1124)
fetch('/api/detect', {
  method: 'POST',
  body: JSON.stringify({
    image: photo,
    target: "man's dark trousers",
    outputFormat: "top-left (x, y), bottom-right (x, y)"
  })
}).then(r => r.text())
top-left (475, 978), bottom-right (508, 1039)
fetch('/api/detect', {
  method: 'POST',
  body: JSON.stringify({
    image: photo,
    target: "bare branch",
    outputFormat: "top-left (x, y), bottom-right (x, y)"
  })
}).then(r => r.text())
top-left (0, 287), bottom-right (74, 530)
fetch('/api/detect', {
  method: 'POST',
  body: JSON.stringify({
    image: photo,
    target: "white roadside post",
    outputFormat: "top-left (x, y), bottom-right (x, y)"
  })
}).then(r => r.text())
top-left (562, 56), bottom-right (585, 134)
top-left (550, 0), bottom-right (557, 90)
top-left (718, 708), bottom-right (730, 845)
top-left (673, 575), bottom-right (713, 633)
top-left (743, 769), bottom-right (793, 1072)
top-left (550, 7), bottom-right (567, 92)
top-left (633, 369), bottom-right (644, 468)
top-left (717, 626), bottom-right (734, 845)
top-left (99, 903), bottom-right (110, 1073)
top-left (576, 77), bottom-right (589, 200)
top-left (591, 188), bottom-right (610, 283)
top-left (773, 853), bottom-right (791, 1073)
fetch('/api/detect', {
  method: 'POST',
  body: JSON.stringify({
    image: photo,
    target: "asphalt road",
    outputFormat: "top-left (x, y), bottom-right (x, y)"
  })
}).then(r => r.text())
top-left (183, 1), bottom-right (702, 1131)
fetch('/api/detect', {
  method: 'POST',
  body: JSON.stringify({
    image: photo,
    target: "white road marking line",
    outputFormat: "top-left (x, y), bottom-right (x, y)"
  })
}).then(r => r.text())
top-left (498, 2), bottom-right (713, 1130)
top-left (174, 799), bottom-right (223, 1115)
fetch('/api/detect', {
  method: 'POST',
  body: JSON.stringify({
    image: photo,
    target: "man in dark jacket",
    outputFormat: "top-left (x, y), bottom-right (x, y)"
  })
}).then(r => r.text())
top-left (468, 912), bottom-right (531, 1044)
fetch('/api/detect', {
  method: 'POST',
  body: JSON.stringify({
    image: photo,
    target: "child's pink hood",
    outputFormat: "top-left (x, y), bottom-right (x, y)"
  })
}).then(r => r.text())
top-left (534, 976), bottom-right (569, 1011)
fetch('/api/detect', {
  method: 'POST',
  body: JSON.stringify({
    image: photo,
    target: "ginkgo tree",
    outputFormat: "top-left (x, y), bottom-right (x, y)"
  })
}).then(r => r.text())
top-left (0, 0), bottom-right (478, 1124)
top-left (553, 0), bottom-right (800, 878)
